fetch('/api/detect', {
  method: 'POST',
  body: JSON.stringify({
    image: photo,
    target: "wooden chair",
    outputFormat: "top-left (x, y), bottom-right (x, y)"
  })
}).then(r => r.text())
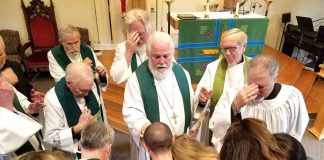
top-left (21, 0), bottom-right (58, 77)
top-left (76, 27), bottom-right (91, 46)
top-left (0, 29), bottom-right (24, 64)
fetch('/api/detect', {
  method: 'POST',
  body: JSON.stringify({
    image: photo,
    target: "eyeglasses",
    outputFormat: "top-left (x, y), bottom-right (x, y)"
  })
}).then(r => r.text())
top-left (221, 45), bottom-right (240, 53)
top-left (75, 88), bottom-right (91, 95)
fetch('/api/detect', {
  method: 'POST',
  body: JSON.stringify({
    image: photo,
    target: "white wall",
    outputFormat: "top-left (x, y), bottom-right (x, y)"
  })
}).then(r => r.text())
top-left (1, 0), bottom-right (324, 49)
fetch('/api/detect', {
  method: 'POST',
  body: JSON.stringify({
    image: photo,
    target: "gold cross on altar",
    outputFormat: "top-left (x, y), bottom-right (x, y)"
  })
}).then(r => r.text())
top-left (171, 112), bottom-right (178, 124)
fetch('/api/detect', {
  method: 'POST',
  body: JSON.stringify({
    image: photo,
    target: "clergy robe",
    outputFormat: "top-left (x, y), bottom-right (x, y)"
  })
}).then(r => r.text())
top-left (0, 107), bottom-right (42, 157)
top-left (123, 62), bottom-right (195, 160)
top-left (209, 84), bottom-right (309, 152)
top-left (195, 57), bottom-right (249, 144)
top-left (110, 42), bottom-right (147, 84)
top-left (47, 44), bottom-right (108, 90)
top-left (41, 82), bottom-right (107, 153)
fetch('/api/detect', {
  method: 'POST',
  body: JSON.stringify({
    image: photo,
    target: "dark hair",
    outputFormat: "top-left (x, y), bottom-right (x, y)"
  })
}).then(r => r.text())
top-left (219, 118), bottom-right (287, 160)
top-left (144, 122), bottom-right (173, 153)
top-left (273, 133), bottom-right (307, 160)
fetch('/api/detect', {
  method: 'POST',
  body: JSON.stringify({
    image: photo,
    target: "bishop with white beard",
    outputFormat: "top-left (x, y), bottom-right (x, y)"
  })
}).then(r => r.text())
top-left (123, 31), bottom-right (195, 160)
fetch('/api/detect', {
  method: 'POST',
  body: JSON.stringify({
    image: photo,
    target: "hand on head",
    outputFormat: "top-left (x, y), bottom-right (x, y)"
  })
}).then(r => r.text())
top-left (95, 66), bottom-right (106, 77)
top-left (232, 84), bottom-right (259, 111)
top-left (83, 57), bottom-right (92, 66)
top-left (198, 87), bottom-right (212, 104)
top-left (126, 31), bottom-right (140, 53)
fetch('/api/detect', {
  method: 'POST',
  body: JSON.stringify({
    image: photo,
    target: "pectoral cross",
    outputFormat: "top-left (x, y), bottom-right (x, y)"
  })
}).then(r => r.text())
top-left (171, 112), bottom-right (178, 124)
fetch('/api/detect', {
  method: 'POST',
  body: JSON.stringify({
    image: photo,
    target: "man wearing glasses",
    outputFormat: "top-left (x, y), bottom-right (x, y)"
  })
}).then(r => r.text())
top-left (194, 28), bottom-right (249, 147)
top-left (41, 62), bottom-right (107, 156)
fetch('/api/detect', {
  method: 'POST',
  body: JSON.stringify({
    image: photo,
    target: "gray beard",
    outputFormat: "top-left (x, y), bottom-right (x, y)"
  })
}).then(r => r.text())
top-left (148, 62), bottom-right (173, 80)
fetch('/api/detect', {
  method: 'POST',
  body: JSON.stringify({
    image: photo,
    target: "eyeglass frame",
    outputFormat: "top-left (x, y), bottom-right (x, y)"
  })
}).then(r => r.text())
top-left (221, 44), bottom-right (241, 53)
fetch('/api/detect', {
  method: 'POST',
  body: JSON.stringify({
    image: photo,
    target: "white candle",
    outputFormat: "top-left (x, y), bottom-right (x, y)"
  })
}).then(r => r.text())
top-left (235, 2), bottom-right (239, 15)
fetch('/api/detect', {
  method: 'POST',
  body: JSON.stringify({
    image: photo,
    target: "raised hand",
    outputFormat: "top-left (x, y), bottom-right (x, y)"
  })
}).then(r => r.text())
top-left (95, 66), bottom-right (106, 77)
top-left (30, 89), bottom-right (45, 103)
top-left (125, 31), bottom-right (140, 65)
top-left (26, 101), bottom-right (44, 115)
top-left (232, 84), bottom-right (259, 113)
top-left (198, 87), bottom-right (212, 104)
top-left (74, 107), bottom-right (93, 133)
top-left (83, 57), bottom-right (93, 66)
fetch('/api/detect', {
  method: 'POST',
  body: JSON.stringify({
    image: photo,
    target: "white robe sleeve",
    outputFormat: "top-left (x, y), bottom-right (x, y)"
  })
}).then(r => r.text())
top-left (48, 50), bottom-right (65, 82)
top-left (0, 108), bottom-right (42, 154)
top-left (41, 88), bottom-right (76, 153)
top-left (287, 87), bottom-right (309, 141)
top-left (122, 73), bottom-right (150, 147)
top-left (14, 88), bottom-right (31, 111)
top-left (110, 42), bottom-right (133, 84)
top-left (209, 88), bottom-right (238, 152)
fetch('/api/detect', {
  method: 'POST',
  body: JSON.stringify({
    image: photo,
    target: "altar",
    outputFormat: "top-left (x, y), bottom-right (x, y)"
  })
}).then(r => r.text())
top-left (171, 12), bottom-right (269, 81)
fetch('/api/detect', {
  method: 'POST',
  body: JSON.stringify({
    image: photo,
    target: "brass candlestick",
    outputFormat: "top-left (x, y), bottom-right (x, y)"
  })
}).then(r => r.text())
top-left (164, 0), bottom-right (174, 34)
top-left (264, 0), bottom-right (274, 16)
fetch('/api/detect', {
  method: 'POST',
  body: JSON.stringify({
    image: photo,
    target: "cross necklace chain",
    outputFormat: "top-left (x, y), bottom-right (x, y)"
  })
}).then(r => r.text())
top-left (156, 77), bottom-right (178, 124)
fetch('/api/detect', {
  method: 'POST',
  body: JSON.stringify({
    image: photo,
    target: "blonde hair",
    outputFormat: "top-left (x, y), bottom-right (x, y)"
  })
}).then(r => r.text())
top-left (59, 24), bottom-right (80, 40)
top-left (221, 28), bottom-right (247, 46)
top-left (17, 150), bottom-right (67, 160)
top-left (124, 8), bottom-right (150, 33)
top-left (171, 134), bottom-right (217, 160)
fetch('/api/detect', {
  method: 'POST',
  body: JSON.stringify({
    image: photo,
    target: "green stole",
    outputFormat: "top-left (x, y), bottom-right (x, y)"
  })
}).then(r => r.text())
top-left (51, 44), bottom-right (96, 72)
top-left (13, 94), bottom-right (25, 114)
top-left (131, 52), bottom-right (137, 72)
top-left (135, 61), bottom-right (191, 132)
top-left (54, 78), bottom-right (102, 127)
top-left (210, 55), bottom-right (249, 112)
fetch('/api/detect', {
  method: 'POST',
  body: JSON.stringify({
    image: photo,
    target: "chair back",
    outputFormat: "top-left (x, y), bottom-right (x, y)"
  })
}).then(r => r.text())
top-left (0, 29), bottom-right (22, 63)
top-left (317, 26), bottom-right (324, 43)
top-left (21, 0), bottom-right (58, 52)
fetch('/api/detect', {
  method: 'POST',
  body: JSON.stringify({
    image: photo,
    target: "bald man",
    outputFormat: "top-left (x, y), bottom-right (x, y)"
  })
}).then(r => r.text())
top-left (41, 62), bottom-right (107, 154)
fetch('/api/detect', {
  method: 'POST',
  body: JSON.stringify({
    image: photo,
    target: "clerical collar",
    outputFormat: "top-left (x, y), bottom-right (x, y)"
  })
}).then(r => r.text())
top-left (264, 83), bottom-right (281, 100)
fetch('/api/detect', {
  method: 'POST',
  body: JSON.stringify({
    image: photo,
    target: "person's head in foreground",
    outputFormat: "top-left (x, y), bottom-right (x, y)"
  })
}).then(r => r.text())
top-left (219, 118), bottom-right (287, 160)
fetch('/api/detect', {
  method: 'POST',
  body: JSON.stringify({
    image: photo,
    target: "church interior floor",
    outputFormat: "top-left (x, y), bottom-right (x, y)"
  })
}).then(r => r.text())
top-left (30, 48), bottom-right (324, 160)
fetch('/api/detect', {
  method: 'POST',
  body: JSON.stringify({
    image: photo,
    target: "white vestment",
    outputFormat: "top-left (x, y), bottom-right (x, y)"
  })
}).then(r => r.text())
top-left (123, 68), bottom-right (195, 160)
top-left (195, 58), bottom-right (247, 143)
top-left (14, 88), bottom-right (30, 111)
top-left (110, 42), bottom-right (147, 84)
top-left (0, 107), bottom-right (42, 156)
top-left (209, 84), bottom-right (309, 152)
top-left (47, 45), bottom-right (108, 90)
top-left (41, 83), bottom-right (107, 153)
